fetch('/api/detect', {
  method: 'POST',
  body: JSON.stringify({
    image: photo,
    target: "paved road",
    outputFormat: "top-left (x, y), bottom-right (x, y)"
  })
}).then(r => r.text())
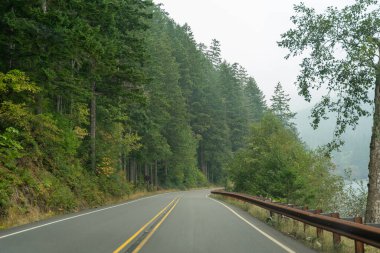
top-left (0, 189), bottom-right (315, 253)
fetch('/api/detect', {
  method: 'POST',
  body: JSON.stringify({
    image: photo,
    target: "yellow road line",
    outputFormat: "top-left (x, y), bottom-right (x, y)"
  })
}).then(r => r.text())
top-left (132, 198), bottom-right (180, 253)
top-left (113, 197), bottom-right (178, 253)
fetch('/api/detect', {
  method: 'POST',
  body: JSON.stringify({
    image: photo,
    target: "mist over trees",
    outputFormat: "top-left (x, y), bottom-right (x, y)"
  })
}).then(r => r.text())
top-left (295, 106), bottom-right (372, 179)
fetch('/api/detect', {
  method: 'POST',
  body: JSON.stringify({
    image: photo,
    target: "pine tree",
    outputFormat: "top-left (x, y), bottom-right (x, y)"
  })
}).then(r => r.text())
top-left (270, 82), bottom-right (296, 129)
top-left (244, 77), bottom-right (267, 122)
top-left (207, 39), bottom-right (222, 69)
top-left (218, 62), bottom-right (249, 152)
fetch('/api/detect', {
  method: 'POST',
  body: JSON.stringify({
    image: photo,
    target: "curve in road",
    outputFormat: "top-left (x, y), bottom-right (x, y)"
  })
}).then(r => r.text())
top-left (0, 189), bottom-right (315, 253)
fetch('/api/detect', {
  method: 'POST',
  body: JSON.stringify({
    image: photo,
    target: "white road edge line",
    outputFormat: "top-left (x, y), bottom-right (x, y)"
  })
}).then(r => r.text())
top-left (207, 195), bottom-right (296, 253)
top-left (0, 192), bottom-right (172, 240)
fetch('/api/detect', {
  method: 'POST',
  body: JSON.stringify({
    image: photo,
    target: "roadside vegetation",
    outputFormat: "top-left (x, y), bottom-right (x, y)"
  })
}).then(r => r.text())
top-left (0, 2), bottom-right (266, 227)
top-left (227, 84), bottom-right (343, 211)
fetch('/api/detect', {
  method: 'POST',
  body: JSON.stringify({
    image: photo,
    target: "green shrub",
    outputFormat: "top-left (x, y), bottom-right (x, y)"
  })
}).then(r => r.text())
top-left (98, 174), bottom-right (131, 197)
top-left (0, 167), bottom-right (14, 217)
top-left (46, 182), bottom-right (77, 211)
top-left (0, 128), bottom-right (24, 168)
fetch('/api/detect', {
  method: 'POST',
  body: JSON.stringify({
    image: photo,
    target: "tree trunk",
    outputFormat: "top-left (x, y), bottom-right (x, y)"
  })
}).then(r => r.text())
top-left (199, 144), bottom-right (207, 175)
top-left (8, 6), bottom-right (15, 70)
top-left (365, 69), bottom-right (380, 223)
top-left (90, 82), bottom-right (96, 172)
top-left (164, 161), bottom-right (168, 183)
top-left (122, 153), bottom-right (127, 180)
top-left (36, 95), bottom-right (43, 114)
top-left (144, 163), bottom-right (148, 188)
top-left (130, 159), bottom-right (133, 183)
top-left (129, 158), bottom-right (136, 183)
top-left (9, 42), bottom-right (14, 70)
top-left (70, 96), bottom-right (73, 115)
top-left (131, 159), bottom-right (137, 183)
top-left (128, 158), bottom-right (133, 182)
top-left (155, 160), bottom-right (158, 188)
top-left (136, 163), bottom-right (139, 183)
top-left (119, 151), bottom-right (123, 173)
top-left (136, 163), bottom-right (138, 183)
top-left (56, 95), bottom-right (62, 113)
top-left (205, 163), bottom-right (208, 181)
top-left (210, 163), bottom-right (214, 183)
top-left (42, 0), bottom-right (47, 13)
top-left (150, 164), bottom-right (153, 187)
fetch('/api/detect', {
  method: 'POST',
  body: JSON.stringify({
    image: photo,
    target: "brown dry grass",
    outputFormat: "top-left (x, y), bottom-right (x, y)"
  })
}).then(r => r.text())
top-left (0, 189), bottom-right (175, 230)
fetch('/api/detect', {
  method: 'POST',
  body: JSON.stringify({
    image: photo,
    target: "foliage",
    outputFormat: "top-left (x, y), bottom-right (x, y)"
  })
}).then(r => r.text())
top-left (0, 0), bottom-right (349, 227)
top-left (228, 113), bottom-right (342, 207)
top-left (0, 1), bottom-right (270, 222)
top-left (0, 128), bottom-right (23, 167)
top-left (270, 82), bottom-right (296, 130)
top-left (245, 77), bottom-right (267, 123)
top-left (333, 169), bottom-right (368, 217)
top-left (278, 0), bottom-right (380, 222)
top-left (278, 0), bottom-right (380, 150)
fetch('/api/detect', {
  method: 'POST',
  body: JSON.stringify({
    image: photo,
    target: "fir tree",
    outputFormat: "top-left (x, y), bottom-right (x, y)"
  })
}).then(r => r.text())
top-left (270, 82), bottom-right (296, 129)
top-left (244, 77), bottom-right (267, 122)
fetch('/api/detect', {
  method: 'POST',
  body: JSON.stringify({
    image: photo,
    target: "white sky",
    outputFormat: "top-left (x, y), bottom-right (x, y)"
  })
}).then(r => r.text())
top-left (155, 0), bottom-right (354, 111)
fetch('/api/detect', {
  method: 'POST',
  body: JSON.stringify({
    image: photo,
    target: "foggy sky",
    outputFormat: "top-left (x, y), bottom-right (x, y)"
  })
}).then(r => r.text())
top-left (155, 0), bottom-right (354, 111)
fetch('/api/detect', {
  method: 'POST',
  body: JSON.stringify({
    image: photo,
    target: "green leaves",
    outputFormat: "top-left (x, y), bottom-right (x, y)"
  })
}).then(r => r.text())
top-left (0, 127), bottom-right (23, 167)
top-left (0, 70), bottom-right (40, 107)
top-left (0, 1), bottom-right (273, 220)
top-left (279, 0), bottom-right (380, 151)
top-left (0, 70), bottom-right (40, 131)
top-left (270, 82), bottom-right (296, 130)
top-left (228, 113), bottom-right (341, 207)
top-left (0, 70), bottom-right (39, 93)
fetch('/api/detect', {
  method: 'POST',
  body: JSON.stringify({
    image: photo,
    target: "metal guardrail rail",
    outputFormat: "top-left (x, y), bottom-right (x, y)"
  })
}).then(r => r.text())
top-left (211, 190), bottom-right (380, 250)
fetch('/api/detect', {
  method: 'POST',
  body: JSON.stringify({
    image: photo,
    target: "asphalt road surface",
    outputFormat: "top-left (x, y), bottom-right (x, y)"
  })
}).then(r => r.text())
top-left (0, 189), bottom-right (315, 253)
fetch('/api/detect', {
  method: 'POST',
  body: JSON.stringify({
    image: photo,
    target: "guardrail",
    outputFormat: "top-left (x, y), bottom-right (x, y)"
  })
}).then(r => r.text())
top-left (211, 190), bottom-right (380, 252)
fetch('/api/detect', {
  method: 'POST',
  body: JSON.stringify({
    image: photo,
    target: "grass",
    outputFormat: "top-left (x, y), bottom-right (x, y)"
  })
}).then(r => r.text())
top-left (211, 194), bottom-right (380, 253)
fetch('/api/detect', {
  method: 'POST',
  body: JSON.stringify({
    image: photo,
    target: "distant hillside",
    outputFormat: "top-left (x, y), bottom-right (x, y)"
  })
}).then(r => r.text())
top-left (294, 106), bottom-right (372, 179)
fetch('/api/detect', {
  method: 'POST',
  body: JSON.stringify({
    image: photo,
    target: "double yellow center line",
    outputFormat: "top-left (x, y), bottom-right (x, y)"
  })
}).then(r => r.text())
top-left (113, 197), bottom-right (181, 253)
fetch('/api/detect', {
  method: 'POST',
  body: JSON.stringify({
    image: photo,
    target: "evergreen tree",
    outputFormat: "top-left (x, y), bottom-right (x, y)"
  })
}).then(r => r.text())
top-left (207, 39), bottom-right (222, 69)
top-left (218, 62), bottom-right (249, 152)
top-left (244, 77), bottom-right (267, 123)
top-left (0, 1), bottom-right (273, 219)
top-left (270, 82), bottom-right (296, 129)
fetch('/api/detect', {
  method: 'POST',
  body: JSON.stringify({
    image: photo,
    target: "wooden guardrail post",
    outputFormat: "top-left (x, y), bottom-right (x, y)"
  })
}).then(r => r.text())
top-left (330, 213), bottom-right (341, 247)
top-left (316, 210), bottom-right (323, 238)
top-left (303, 206), bottom-right (308, 232)
top-left (354, 217), bottom-right (365, 253)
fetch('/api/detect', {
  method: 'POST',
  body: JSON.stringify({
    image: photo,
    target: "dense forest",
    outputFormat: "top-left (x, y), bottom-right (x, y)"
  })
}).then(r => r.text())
top-left (0, 0), bottom-right (343, 225)
top-left (0, 1), bottom-right (268, 220)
